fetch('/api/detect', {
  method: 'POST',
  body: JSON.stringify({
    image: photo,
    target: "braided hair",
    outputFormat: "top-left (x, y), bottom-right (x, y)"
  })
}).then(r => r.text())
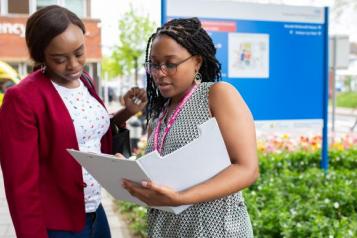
top-left (145, 17), bottom-right (222, 121)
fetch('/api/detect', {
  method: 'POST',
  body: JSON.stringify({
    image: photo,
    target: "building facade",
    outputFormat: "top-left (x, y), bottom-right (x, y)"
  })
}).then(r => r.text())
top-left (0, 0), bottom-right (101, 84)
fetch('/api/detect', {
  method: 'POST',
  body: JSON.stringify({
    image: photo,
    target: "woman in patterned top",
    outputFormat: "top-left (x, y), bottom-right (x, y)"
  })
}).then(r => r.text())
top-left (122, 17), bottom-right (259, 237)
top-left (0, 5), bottom-right (146, 238)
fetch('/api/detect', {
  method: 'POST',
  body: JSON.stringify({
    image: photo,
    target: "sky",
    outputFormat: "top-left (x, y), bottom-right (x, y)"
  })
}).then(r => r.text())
top-left (91, 0), bottom-right (356, 56)
top-left (91, 0), bottom-right (161, 55)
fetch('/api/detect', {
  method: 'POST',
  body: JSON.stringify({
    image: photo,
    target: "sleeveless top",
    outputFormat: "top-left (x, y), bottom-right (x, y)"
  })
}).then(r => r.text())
top-left (145, 82), bottom-right (254, 238)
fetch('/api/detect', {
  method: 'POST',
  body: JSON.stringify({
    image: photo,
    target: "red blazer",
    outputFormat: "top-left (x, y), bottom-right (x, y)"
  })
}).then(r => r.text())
top-left (0, 70), bottom-right (112, 238)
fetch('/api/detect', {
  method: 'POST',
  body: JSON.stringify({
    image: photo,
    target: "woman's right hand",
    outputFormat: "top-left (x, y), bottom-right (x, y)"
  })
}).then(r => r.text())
top-left (123, 87), bottom-right (147, 115)
top-left (114, 153), bottom-right (126, 159)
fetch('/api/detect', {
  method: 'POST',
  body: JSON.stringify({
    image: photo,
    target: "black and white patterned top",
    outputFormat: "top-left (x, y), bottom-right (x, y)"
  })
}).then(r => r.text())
top-left (145, 82), bottom-right (254, 238)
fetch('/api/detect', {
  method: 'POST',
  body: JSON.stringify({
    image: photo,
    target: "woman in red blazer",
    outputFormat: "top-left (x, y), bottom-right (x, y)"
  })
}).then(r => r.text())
top-left (0, 5), bottom-right (146, 238)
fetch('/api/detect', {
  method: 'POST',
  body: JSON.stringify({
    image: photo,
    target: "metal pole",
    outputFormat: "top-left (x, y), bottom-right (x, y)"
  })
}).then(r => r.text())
top-left (321, 7), bottom-right (329, 172)
top-left (331, 36), bottom-right (337, 134)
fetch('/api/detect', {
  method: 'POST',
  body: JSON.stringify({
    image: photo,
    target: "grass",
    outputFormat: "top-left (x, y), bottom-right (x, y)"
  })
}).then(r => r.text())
top-left (335, 91), bottom-right (357, 108)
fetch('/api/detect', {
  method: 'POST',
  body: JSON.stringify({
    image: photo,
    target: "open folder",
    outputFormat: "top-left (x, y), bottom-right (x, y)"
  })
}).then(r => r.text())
top-left (67, 117), bottom-right (231, 214)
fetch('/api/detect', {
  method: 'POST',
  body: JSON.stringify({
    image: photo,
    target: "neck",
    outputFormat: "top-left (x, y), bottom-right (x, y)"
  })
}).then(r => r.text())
top-left (170, 82), bottom-right (197, 105)
top-left (46, 71), bottom-right (80, 89)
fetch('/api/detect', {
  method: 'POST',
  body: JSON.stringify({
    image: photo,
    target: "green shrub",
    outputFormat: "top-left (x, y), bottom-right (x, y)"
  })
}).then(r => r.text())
top-left (245, 168), bottom-right (357, 237)
top-left (115, 201), bottom-right (147, 237)
top-left (115, 149), bottom-right (357, 237)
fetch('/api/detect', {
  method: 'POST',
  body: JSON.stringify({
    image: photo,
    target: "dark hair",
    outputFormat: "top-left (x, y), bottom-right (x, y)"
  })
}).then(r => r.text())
top-left (144, 17), bottom-right (221, 120)
top-left (26, 5), bottom-right (86, 66)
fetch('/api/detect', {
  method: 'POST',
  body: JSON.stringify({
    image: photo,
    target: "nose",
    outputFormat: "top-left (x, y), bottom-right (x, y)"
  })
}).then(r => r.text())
top-left (153, 65), bottom-right (168, 78)
top-left (66, 56), bottom-right (79, 71)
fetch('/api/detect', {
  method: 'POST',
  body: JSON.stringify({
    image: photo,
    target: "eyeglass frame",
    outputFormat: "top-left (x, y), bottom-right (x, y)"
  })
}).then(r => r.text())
top-left (144, 55), bottom-right (195, 76)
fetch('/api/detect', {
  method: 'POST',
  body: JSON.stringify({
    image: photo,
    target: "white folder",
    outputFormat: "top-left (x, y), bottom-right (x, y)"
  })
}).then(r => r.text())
top-left (67, 117), bottom-right (231, 214)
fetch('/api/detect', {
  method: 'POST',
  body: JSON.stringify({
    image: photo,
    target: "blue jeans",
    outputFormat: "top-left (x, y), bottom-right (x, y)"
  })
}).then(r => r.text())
top-left (48, 204), bottom-right (111, 238)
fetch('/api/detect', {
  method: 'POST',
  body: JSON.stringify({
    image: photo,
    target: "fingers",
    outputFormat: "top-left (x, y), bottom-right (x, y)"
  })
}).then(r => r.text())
top-left (122, 179), bottom-right (144, 199)
top-left (141, 181), bottom-right (170, 195)
top-left (132, 88), bottom-right (147, 105)
top-left (141, 180), bottom-right (157, 190)
top-left (136, 89), bottom-right (147, 101)
top-left (114, 153), bottom-right (125, 159)
top-left (124, 87), bottom-right (147, 107)
top-left (122, 180), bottom-right (180, 206)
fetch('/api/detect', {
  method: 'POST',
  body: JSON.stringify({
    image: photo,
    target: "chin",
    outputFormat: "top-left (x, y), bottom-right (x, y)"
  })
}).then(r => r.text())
top-left (158, 90), bottom-right (173, 99)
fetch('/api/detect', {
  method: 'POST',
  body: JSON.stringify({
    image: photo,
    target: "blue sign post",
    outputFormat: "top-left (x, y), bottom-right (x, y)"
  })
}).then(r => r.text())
top-left (162, 0), bottom-right (329, 170)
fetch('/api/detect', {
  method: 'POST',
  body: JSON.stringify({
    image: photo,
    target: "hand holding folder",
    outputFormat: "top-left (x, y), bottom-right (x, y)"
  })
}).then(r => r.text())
top-left (67, 118), bottom-right (231, 214)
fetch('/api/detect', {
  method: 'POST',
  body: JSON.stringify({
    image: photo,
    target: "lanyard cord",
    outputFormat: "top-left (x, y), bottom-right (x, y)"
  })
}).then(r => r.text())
top-left (154, 84), bottom-right (198, 154)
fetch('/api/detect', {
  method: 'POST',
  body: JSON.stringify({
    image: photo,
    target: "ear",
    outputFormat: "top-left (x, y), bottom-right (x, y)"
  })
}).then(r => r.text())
top-left (194, 55), bottom-right (203, 71)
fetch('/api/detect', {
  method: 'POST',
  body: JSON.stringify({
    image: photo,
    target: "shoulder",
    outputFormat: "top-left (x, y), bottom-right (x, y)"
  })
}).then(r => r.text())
top-left (208, 82), bottom-right (247, 116)
top-left (4, 70), bottom-right (51, 108)
top-left (208, 81), bottom-right (241, 101)
top-left (11, 70), bottom-right (49, 94)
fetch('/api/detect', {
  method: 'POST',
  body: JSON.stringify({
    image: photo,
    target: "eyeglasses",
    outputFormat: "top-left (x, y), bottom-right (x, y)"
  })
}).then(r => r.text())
top-left (144, 55), bottom-right (194, 76)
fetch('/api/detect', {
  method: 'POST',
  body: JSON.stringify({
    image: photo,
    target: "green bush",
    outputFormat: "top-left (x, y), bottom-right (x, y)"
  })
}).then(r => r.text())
top-left (245, 168), bottom-right (357, 237)
top-left (115, 148), bottom-right (357, 237)
top-left (115, 200), bottom-right (147, 237)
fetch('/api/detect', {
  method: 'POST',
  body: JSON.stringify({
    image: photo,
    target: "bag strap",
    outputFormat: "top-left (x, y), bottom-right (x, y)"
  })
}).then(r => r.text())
top-left (81, 72), bottom-right (95, 90)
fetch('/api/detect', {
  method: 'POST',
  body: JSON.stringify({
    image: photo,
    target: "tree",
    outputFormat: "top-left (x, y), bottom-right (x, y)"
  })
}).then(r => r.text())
top-left (104, 7), bottom-right (156, 85)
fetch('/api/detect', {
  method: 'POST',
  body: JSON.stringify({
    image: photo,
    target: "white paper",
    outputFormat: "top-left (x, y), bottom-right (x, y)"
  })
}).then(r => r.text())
top-left (67, 117), bottom-right (231, 214)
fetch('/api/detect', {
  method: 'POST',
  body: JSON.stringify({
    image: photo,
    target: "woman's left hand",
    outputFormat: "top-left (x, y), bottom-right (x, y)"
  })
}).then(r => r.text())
top-left (122, 179), bottom-right (183, 206)
top-left (123, 87), bottom-right (147, 115)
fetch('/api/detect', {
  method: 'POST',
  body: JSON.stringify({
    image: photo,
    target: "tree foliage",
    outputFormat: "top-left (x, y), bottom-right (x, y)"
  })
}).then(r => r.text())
top-left (102, 7), bottom-right (156, 81)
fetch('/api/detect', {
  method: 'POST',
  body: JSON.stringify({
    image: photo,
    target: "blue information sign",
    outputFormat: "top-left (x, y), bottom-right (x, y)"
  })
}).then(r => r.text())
top-left (162, 0), bottom-right (329, 170)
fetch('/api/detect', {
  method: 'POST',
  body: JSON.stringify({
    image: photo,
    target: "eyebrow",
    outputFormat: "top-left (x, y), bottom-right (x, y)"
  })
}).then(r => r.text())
top-left (150, 55), bottom-right (180, 60)
top-left (50, 45), bottom-right (84, 57)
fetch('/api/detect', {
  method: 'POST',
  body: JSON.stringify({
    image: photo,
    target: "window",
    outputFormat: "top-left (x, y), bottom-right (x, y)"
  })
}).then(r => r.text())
top-left (64, 0), bottom-right (86, 18)
top-left (36, 0), bottom-right (57, 10)
top-left (8, 0), bottom-right (29, 14)
top-left (35, 0), bottom-right (86, 17)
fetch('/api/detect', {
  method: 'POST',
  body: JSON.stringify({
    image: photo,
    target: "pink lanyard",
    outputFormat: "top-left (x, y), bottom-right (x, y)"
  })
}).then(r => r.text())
top-left (154, 84), bottom-right (198, 154)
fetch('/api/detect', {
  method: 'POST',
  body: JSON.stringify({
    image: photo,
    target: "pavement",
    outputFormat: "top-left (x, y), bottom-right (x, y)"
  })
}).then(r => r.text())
top-left (0, 169), bottom-right (132, 238)
top-left (329, 106), bottom-right (357, 116)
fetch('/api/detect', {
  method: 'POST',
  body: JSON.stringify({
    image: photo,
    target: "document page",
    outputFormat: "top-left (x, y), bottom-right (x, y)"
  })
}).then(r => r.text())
top-left (67, 117), bottom-right (231, 214)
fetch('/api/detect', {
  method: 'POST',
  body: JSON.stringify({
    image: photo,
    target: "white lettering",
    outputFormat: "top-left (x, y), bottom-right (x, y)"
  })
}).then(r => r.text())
top-left (0, 22), bottom-right (25, 37)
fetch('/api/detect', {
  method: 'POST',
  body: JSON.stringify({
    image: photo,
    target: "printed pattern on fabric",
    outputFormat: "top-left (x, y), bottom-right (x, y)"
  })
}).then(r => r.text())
top-left (145, 82), bottom-right (254, 237)
top-left (52, 80), bottom-right (110, 213)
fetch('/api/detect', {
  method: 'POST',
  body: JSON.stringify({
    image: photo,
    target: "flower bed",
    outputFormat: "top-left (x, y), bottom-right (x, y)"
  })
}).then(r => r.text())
top-left (115, 137), bottom-right (357, 237)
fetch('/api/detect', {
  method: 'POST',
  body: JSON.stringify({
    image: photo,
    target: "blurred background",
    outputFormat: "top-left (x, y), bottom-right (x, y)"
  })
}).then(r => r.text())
top-left (0, 1), bottom-right (356, 237)
top-left (0, 0), bottom-right (356, 132)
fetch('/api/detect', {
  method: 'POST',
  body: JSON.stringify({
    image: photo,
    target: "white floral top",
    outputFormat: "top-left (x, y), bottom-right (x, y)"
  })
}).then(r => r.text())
top-left (52, 80), bottom-right (110, 213)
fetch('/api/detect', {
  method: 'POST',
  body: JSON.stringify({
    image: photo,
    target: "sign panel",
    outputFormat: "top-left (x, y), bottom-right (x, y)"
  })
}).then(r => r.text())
top-left (0, 16), bottom-right (102, 61)
top-left (162, 0), bottom-right (328, 122)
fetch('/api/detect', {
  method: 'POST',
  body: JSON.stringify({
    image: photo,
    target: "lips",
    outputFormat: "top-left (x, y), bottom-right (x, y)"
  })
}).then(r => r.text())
top-left (158, 82), bottom-right (171, 90)
top-left (67, 71), bottom-right (82, 79)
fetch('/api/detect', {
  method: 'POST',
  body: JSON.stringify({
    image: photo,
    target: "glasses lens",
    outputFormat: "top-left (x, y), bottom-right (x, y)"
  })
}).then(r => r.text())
top-left (166, 63), bottom-right (178, 75)
top-left (144, 63), bottom-right (178, 76)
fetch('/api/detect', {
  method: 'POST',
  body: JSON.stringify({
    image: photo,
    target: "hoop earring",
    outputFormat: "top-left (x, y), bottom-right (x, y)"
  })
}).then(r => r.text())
top-left (194, 71), bottom-right (202, 84)
top-left (40, 64), bottom-right (47, 74)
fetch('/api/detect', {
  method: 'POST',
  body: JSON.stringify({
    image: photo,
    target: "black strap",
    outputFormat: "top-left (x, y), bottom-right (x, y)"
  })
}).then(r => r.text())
top-left (81, 72), bottom-right (95, 90)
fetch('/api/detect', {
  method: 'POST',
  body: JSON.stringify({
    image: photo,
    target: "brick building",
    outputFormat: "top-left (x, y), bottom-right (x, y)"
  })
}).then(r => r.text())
top-left (0, 0), bottom-right (102, 84)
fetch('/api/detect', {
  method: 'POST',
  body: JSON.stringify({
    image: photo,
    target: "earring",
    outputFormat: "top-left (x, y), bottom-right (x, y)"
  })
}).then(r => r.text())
top-left (194, 71), bottom-right (202, 84)
top-left (40, 64), bottom-right (47, 74)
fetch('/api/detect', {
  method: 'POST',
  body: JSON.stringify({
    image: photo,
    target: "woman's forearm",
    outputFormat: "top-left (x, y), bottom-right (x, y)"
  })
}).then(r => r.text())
top-left (179, 163), bottom-right (259, 205)
top-left (111, 108), bottom-right (134, 127)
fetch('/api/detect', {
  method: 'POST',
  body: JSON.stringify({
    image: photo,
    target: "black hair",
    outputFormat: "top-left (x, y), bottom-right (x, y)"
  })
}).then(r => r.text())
top-left (144, 17), bottom-right (221, 121)
top-left (25, 5), bottom-right (86, 68)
